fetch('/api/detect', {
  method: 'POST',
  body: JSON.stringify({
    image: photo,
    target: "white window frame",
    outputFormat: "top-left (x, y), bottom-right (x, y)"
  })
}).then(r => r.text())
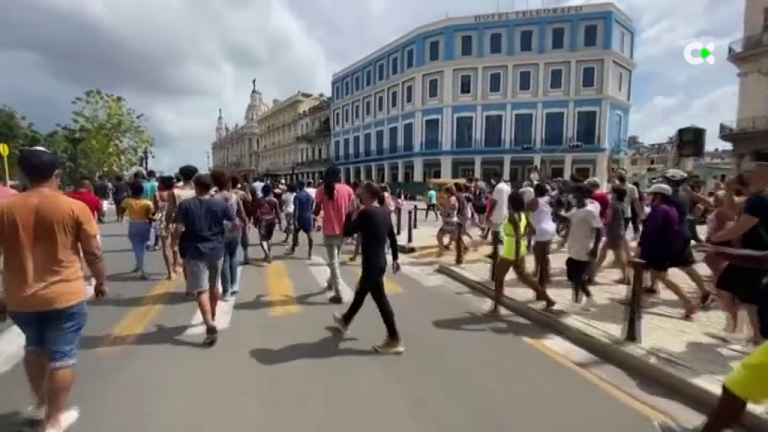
top-left (452, 113), bottom-right (476, 149)
top-left (401, 120), bottom-right (415, 150)
top-left (422, 115), bottom-right (442, 150)
top-left (542, 108), bottom-right (568, 147)
top-left (403, 83), bottom-right (414, 106)
top-left (458, 73), bottom-right (473, 96)
top-left (352, 134), bottom-right (361, 160)
top-left (548, 67), bottom-right (565, 91)
top-left (459, 34), bottom-right (474, 57)
top-left (333, 109), bottom-right (341, 128)
top-left (580, 65), bottom-right (597, 89)
top-left (487, 71), bottom-right (503, 95)
top-left (482, 111), bottom-right (505, 147)
top-left (614, 111), bottom-right (624, 143)
top-left (334, 85), bottom-right (341, 101)
top-left (517, 69), bottom-right (534, 92)
top-left (574, 107), bottom-right (600, 145)
top-left (488, 31), bottom-right (504, 55)
top-left (376, 61), bottom-right (386, 82)
top-left (427, 77), bottom-right (440, 100)
top-left (511, 109), bottom-right (536, 146)
top-left (344, 79), bottom-right (351, 96)
top-left (550, 26), bottom-right (566, 50)
top-left (364, 68), bottom-right (373, 87)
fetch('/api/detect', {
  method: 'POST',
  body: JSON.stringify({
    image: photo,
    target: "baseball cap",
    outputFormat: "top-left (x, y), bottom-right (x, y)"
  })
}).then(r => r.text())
top-left (646, 184), bottom-right (672, 196)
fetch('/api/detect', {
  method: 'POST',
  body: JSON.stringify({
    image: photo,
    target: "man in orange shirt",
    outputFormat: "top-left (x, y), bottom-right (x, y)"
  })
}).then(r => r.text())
top-left (0, 148), bottom-right (107, 432)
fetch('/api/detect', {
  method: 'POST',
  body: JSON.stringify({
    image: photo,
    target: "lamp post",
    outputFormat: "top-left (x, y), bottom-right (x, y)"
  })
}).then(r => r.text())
top-left (140, 147), bottom-right (154, 172)
top-left (62, 125), bottom-right (86, 180)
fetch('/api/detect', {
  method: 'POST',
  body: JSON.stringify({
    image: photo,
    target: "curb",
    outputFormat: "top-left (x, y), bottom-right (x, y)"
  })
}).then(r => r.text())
top-left (436, 264), bottom-right (768, 431)
top-left (397, 244), bottom-right (436, 254)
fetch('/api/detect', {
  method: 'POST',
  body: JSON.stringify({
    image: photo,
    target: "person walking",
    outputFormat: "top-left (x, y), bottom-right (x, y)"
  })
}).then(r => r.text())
top-left (287, 180), bottom-right (315, 258)
top-left (211, 169), bottom-right (248, 301)
top-left (121, 182), bottom-right (154, 279)
top-left (0, 147), bottom-right (107, 432)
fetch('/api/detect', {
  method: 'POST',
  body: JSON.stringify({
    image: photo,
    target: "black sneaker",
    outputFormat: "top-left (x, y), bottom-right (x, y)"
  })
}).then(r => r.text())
top-left (203, 326), bottom-right (218, 347)
top-left (329, 294), bottom-right (343, 304)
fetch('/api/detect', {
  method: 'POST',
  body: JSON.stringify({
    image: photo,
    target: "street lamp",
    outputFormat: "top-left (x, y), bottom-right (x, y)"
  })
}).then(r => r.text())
top-left (61, 125), bottom-right (87, 179)
top-left (140, 147), bottom-right (154, 172)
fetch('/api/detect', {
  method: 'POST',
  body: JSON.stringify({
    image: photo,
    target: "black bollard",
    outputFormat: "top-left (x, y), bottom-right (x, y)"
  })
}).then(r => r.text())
top-left (396, 207), bottom-right (402, 236)
top-left (412, 204), bottom-right (418, 230)
top-left (624, 259), bottom-right (645, 342)
top-left (489, 230), bottom-right (500, 281)
top-left (455, 223), bottom-right (464, 265)
top-left (407, 210), bottom-right (414, 245)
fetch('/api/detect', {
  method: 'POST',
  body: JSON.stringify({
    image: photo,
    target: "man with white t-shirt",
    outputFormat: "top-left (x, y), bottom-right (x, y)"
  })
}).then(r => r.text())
top-left (564, 183), bottom-right (603, 311)
top-left (487, 175), bottom-right (511, 262)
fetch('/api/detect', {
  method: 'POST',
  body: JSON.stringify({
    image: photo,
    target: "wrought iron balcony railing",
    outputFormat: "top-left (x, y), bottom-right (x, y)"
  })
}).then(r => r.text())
top-left (719, 116), bottom-right (768, 138)
top-left (728, 31), bottom-right (768, 59)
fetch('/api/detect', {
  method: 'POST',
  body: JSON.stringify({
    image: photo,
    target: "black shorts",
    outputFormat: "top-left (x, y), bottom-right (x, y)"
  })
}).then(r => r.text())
top-left (716, 264), bottom-right (768, 305)
top-left (427, 203), bottom-right (437, 211)
top-left (474, 205), bottom-right (486, 215)
top-left (669, 245), bottom-right (695, 268)
top-left (566, 258), bottom-right (591, 285)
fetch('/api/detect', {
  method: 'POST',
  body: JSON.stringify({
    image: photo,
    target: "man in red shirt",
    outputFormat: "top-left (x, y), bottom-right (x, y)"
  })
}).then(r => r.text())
top-left (586, 178), bottom-right (609, 220)
top-left (67, 178), bottom-right (103, 222)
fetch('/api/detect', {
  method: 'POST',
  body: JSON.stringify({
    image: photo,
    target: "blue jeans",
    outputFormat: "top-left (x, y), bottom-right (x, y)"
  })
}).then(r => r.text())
top-left (10, 302), bottom-right (87, 369)
top-left (128, 221), bottom-right (152, 270)
top-left (221, 233), bottom-right (242, 296)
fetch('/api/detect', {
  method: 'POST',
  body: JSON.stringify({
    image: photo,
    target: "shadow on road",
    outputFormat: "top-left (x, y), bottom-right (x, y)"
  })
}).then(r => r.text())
top-left (79, 324), bottom-right (208, 351)
top-left (432, 312), bottom-right (549, 339)
top-left (249, 327), bottom-right (377, 366)
top-left (0, 411), bottom-right (39, 432)
top-left (236, 291), bottom-right (330, 311)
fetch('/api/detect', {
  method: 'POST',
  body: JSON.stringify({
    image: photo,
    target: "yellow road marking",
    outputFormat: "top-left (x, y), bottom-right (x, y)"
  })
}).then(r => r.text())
top-left (98, 279), bottom-right (178, 354)
top-left (522, 337), bottom-right (675, 424)
top-left (350, 267), bottom-right (403, 294)
top-left (267, 261), bottom-right (301, 316)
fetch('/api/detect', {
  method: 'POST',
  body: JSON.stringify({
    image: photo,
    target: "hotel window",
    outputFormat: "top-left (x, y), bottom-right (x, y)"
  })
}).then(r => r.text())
top-left (376, 95), bottom-right (384, 113)
top-left (460, 34), bottom-right (473, 56)
top-left (619, 31), bottom-right (626, 54)
top-left (344, 81), bottom-right (350, 96)
top-left (427, 78), bottom-right (439, 99)
top-left (424, 118), bottom-right (440, 150)
top-left (549, 68), bottom-right (563, 90)
top-left (365, 70), bottom-right (372, 87)
top-left (489, 32), bottom-right (503, 54)
top-left (388, 126), bottom-right (399, 153)
top-left (581, 66), bottom-right (596, 88)
top-left (390, 56), bottom-right (399, 76)
top-left (575, 110), bottom-right (598, 145)
top-left (551, 27), bottom-right (565, 50)
top-left (353, 75), bottom-right (360, 92)
top-left (354, 104), bottom-right (360, 120)
top-left (519, 29), bottom-right (534, 52)
top-left (483, 114), bottom-right (503, 148)
top-left (343, 107), bottom-right (350, 124)
top-left (363, 132), bottom-right (372, 157)
top-left (543, 111), bottom-right (566, 146)
top-left (618, 71), bottom-right (625, 92)
top-left (353, 135), bottom-right (360, 159)
top-left (377, 63), bottom-right (385, 81)
top-left (405, 48), bottom-right (415, 69)
top-left (403, 123), bottom-right (414, 152)
top-left (584, 24), bottom-right (598, 47)
top-left (390, 90), bottom-right (398, 109)
top-left (364, 100), bottom-right (371, 117)
top-left (518, 70), bottom-right (532, 92)
top-left (454, 116), bottom-right (474, 149)
top-left (334, 86), bottom-right (341, 101)
top-left (334, 111), bottom-right (340, 127)
top-left (343, 137), bottom-right (350, 160)
top-left (488, 72), bottom-right (502, 94)
top-left (459, 74), bottom-right (472, 95)
top-left (428, 40), bottom-right (440, 61)
top-left (513, 113), bottom-right (534, 147)
top-left (404, 84), bottom-right (413, 104)
top-left (375, 129), bottom-right (385, 155)
top-left (333, 139), bottom-right (341, 161)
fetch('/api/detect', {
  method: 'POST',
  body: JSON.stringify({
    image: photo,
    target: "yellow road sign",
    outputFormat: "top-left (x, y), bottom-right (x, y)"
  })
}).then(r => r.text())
top-left (0, 143), bottom-right (8, 158)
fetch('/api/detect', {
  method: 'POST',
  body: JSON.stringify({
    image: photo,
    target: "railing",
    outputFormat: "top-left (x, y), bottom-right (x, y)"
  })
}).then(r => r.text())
top-left (719, 116), bottom-right (768, 138)
top-left (728, 30), bottom-right (768, 59)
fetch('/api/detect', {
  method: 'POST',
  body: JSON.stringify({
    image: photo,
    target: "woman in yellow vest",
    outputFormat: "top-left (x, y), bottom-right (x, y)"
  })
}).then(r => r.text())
top-left (486, 190), bottom-right (556, 317)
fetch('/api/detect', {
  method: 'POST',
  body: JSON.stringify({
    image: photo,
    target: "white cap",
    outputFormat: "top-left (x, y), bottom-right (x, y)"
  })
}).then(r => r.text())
top-left (646, 184), bottom-right (672, 196)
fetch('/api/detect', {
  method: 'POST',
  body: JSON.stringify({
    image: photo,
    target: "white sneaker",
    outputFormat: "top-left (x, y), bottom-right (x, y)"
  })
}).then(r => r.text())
top-left (20, 404), bottom-right (45, 421)
top-left (580, 299), bottom-right (597, 312)
top-left (44, 407), bottom-right (80, 432)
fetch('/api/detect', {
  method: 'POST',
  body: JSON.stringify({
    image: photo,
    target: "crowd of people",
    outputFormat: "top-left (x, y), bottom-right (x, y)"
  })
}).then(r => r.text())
top-left (1, 144), bottom-right (767, 431)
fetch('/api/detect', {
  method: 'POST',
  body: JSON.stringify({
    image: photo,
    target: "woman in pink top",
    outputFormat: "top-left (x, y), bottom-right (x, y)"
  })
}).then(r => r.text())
top-left (313, 166), bottom-right (355, 304)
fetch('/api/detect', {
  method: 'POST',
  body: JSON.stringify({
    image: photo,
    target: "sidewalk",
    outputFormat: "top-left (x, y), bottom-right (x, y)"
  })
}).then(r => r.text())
top-left (433, 246), bottom-right (768, 427)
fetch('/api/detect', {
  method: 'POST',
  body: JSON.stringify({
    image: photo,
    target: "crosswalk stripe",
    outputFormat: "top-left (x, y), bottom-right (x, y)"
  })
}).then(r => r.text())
top-left (266, 261), bottom-right (302, 316)
top-left (308, 255), bottom-right (355, 302)
top-left (182, 301), bottom-right (236, 335)
top-left (347, 266), bottom-right (403, 294)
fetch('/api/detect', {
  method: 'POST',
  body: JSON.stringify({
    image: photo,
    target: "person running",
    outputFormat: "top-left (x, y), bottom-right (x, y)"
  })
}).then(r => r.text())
top-left (112, 175), bottom-right (129, 223)
top-left (174, 174), bottom-right (236, 347)
top-left (313, 166), bottom-right (355, 304)
top-left (0, 147), bottom-right (106, 432)
top-left (333, 182), bottom-right (404, 354)
top-left (487, 190), bottom-right (555, 317)
top-left (486, 174), bottom-right (511, 260)
top-left (281, 183), bottom-right (296, 243)
top-left (153, 176), bottom-right (178, 280)
top-left (526, 183), bottom-right (556, 298)
top-left (254, 183), bottom-right (280, 263)
top-left (594, 185), bottom-right (630, 284)
top-left (435, 185), bottom-right (460, 257)
top-left (211, 169), bottom-right (248, 301)
top-left (562, 183), bottom-right (603, 312)
top-left (425, 186), bottom-right (439, 221)
top-left (287, 180), bottom-right (315, 258)
top-left (122, 182), bottom-right (154, 279)
top-left (92, 175), bottom-right (110, 223)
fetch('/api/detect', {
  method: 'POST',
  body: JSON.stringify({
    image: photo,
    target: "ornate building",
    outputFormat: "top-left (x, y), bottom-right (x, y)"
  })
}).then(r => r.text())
top-left (211, 80), bottom-right (269, 176)
top-left (294, 97), bottom-right (332, 182)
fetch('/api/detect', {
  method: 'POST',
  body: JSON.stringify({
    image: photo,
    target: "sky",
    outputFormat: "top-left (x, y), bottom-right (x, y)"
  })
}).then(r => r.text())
top-left (0, 0), bottom-right (742, 171)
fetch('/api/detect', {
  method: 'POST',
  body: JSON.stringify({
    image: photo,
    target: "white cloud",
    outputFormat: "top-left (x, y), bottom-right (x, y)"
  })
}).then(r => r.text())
top-left (0, 0), bottom-right (743, 171)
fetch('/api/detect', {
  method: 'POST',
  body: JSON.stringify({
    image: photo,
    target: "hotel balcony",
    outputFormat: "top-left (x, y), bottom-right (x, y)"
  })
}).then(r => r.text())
top-left (719, 116), bottom-right (768, 142)
top-left (728, 30), bottom-right (768, 64)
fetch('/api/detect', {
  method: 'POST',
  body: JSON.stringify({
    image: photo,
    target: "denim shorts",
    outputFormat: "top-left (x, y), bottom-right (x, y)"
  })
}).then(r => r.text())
top-left (10, 302), bottom-right (88, 369)
top-left (184, 258), bottom-right (223, 293)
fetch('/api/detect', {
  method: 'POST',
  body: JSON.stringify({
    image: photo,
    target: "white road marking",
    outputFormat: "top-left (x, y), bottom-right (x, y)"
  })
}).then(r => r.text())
top-left (0, 325), bottom-right (25, 375)
top-left (181, 266), bottom-right (240, 336)
top-left (308, 255), bottom-right (354, 302)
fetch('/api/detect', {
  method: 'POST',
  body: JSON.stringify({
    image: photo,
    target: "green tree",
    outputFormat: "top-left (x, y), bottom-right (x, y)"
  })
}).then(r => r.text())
top-left (68, 89), bottom-right (154, 177)
top-left (0, 106), bottom-right (48, 179)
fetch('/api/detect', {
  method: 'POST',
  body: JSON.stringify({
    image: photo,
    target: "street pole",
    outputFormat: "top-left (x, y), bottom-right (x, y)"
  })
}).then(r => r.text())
top-left (143, 148), bottom-right (149, 172)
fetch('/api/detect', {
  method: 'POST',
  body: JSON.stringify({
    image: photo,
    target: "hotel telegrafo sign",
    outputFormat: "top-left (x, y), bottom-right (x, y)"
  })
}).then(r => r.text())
top-left (474, 6), bottom-right (583, 22)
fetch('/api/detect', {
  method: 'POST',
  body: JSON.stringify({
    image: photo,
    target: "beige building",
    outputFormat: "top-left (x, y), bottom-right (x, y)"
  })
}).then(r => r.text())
top-left (294, 97), bottom-right (332, 182)
top-left (720, 0), bottom-right (768, 167)
top-left (256, 91), bottom-right (325, 179)
top-left (211, 80), bottom-right (269, 176)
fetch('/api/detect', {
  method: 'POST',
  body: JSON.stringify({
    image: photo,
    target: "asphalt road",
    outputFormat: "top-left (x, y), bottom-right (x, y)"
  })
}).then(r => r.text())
top-left (0, 221), bottom-right (702, 432)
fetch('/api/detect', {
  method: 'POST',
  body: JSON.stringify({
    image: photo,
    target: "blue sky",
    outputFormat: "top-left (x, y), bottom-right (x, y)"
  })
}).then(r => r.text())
top-left (0, 0), bottom-right (744, 171)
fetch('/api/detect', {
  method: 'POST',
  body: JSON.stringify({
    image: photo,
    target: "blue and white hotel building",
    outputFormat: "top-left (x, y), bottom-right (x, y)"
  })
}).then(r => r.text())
top-left (330, 2), bottom-right (635, 185)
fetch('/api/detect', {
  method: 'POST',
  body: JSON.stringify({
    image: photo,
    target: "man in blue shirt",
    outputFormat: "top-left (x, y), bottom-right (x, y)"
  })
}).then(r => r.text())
top-left (287, 180), bottom-right (315, 258)
top-left (175, 174), bottom-right (235, 347)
